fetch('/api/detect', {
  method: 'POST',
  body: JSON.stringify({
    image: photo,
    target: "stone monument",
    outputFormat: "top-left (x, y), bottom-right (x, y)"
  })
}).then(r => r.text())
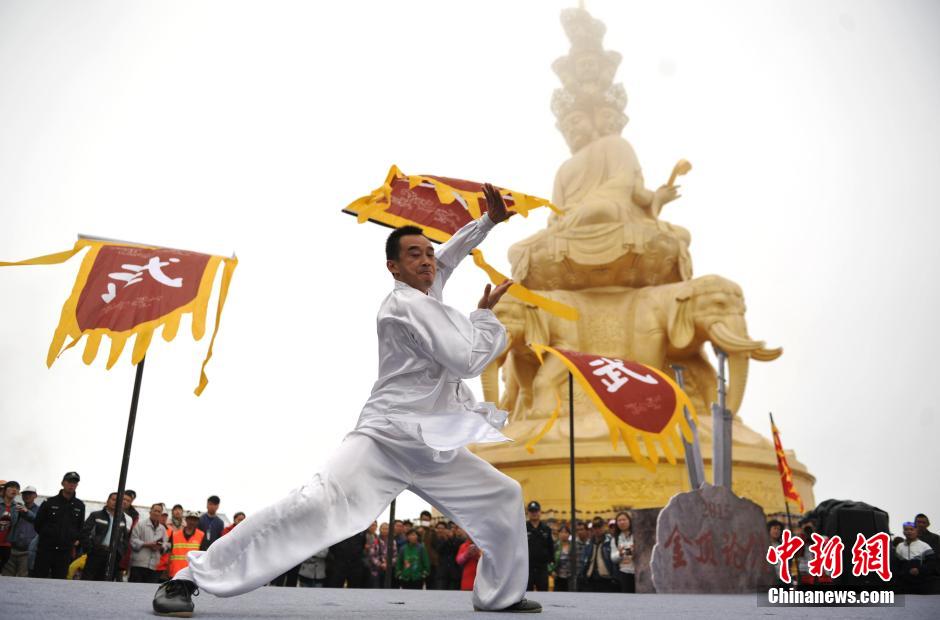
top-left (471, 6), bottom-right (815, 518)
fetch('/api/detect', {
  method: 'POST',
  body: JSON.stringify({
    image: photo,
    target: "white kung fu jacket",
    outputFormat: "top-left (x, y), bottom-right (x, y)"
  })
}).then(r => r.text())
top-left (354, 214), bottom-right (511, 461)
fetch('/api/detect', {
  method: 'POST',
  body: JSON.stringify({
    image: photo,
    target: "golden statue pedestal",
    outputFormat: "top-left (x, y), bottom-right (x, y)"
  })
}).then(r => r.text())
top-left (472, 414), bottom-right (815, 519)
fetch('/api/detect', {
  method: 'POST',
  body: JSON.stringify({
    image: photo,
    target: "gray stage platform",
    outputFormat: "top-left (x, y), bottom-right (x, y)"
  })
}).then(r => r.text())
top-left (1, 578), bottom-right (937, 618)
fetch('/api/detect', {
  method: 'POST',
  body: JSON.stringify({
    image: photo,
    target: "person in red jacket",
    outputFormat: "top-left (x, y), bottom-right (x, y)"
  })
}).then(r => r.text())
top-left (456, 536), bottom-right (481, 591)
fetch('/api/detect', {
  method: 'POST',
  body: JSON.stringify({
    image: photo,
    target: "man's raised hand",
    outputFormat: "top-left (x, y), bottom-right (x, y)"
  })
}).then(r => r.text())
top-left (478, 279), bottom-right (513, 310)
top-left (483, 183), bottom-right (514, 224)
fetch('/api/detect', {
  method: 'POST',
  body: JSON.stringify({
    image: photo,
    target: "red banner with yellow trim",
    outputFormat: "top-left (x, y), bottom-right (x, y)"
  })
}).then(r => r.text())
top-left (528, 344), bottom-right (697, 471)
top-left (343, 165), bottom-right (578, 321)
top-left (771, 417), bottom-right (805, 513)
top-left (1, 239), bottom-right (236, 395)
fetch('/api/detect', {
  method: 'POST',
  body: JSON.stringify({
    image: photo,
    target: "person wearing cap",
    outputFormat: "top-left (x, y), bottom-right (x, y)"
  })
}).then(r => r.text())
top-left (168, 511), bottom-right (205, 578)
top-left (2, 484), bottom-right (40, 576)
top-left (33, 472), bottom-right (85, 579)
top-left (525, 501), bottom-right (553, 592)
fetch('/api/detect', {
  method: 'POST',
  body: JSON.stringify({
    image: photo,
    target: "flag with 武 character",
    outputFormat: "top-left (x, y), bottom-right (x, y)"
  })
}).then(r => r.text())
top-left (343, 165), bottom-right (578, 321)
top-left (526, 344), bottom-right (698, 471)
top-left (1, 238), bottom-right (237, 395)
top-left (771, 416), bottom-right (805, 513)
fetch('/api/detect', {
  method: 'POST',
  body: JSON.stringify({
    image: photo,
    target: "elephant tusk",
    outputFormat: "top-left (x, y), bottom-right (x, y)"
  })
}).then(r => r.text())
top-left (750, 346), bottom-right (783, 361)
top-left (708, 322), bottom-right (764, 353)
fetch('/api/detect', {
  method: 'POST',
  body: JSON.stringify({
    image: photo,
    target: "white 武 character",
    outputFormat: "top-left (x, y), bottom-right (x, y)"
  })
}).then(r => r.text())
top-left (588, 357), bottom-right (658, 393)
top-left (102, 256), bottom-right (183, 303)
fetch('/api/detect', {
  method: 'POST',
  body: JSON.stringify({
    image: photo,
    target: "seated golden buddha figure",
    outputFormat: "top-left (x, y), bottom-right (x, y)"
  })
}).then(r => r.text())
top-left (509, 75), bottom-right (692, 291)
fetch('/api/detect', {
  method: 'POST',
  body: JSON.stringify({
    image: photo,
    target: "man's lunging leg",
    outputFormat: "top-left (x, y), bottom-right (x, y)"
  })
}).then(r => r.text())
top-left (410, 448), bottom-right (532, 611)
top-left (154, 433), bottom-right (410, 615)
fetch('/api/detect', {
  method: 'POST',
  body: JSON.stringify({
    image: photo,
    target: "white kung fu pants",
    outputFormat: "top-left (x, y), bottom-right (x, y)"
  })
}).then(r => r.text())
top-left (173, 426), bottom-right (528, 610)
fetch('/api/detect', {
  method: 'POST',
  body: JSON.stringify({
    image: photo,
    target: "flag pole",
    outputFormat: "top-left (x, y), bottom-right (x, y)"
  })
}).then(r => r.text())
top-left (106, 355), bottom-right (146, 581)
top-left (769, 412), bottom-right (794, 533)
top-left (568, 372), bottom-right (578, 592)
top-left (384, 499), bottom-right (396, 588)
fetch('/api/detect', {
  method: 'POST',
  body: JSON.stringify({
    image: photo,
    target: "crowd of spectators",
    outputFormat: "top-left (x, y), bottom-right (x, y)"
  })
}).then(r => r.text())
top-left (2, 474), bottom-right (936, 596)
top-left (0, 473), bottom-right (241, 583)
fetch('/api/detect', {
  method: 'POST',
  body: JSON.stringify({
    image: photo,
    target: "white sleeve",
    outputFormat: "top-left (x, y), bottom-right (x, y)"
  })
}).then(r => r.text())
top-left (399, 295), bottom-right (507, 379)
top-left (432, 215), bottom-right (495, 292)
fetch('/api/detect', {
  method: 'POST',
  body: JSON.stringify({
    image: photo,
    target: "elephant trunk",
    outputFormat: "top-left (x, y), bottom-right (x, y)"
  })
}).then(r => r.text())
top-left (481, 360), bottom-right (500, 404)
top-left (725, 352), bottom-right (749, 415)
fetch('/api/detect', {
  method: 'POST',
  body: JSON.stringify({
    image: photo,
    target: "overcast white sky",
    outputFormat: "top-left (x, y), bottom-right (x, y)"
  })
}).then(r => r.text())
top-left (1, 0), bottom-right (938, 534)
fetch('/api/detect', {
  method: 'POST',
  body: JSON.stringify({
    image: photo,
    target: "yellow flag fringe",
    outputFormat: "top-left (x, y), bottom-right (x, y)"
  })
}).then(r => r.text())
top-left (526, 344), bottom-right (698, 471)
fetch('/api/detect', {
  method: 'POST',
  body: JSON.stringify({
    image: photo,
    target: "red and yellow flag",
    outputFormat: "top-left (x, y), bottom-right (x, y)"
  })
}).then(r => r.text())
top-left (770, 416), bottom-right (804, 513)
top-left (1, 239), bottom-right (237, 395)
top-left (343, 165), bottom-right (577, 321)
top-left (527, 344), bottom-right (697, 471)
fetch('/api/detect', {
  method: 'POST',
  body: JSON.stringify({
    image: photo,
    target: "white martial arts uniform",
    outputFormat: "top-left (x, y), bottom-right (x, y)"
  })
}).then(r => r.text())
top-left (175, 215), bottom-right (529, 610)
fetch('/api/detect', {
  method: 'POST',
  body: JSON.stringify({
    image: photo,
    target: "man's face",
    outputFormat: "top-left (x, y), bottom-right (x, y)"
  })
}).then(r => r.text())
top-left (122, 495), bottom-right (132, 510)
top-left (185, 517), bottom-right (199, 530)
top-left (915, 516), bottom-right (929, 533)
top-left (528, 509), bottom-right (540, 522)
top-left (387, 235), bottom-right (436, 293)
top-left (407, 531), bottom-right (418, 544)
top-left (62, 480), bottom-right (78, 495)
top-left (436, 523), bottom-right (448, 538)
top-left (150, 505), bottom-right (163, 521)
top-left (234, 514), bottom-right (245, 525)
top-left (904, 525), bottom-right (918, 541)
top-left (393, 522), bottom-right (403, 535)
top-left (160, 513), bottom-right (168, 524)
top-left (207, 501), bottom-right (219, 516)
top-left (22, 492), bottom-right (36, 506)
top-left (576, 523), bottom-right (588, 541)
top-left (591, 522), bottom-right (605, 541)
top-left (106, 494), bottom-right (117, 511)
top-left (173, 507), bottom-right (182, 519)
top-left (769, 525), bottom-right (782, 541)
top-left (2, 485), bottom-right (18, 501)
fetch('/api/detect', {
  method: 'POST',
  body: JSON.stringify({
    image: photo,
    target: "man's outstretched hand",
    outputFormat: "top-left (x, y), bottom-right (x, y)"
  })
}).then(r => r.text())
top-left (478, 279), bottom-right (513, 310)
top-left (483, 183), bottom-right (514, 224)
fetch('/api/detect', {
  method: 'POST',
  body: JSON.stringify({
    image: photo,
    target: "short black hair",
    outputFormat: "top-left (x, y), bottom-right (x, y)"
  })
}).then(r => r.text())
top-left (172, 504), bottom-right (183, 511)
top-left (420, 510), bottom-right (432, 518)
top-left (207, 495), bottom-right (220, 504)
top-left (915, 513), bottom-right (928, 520)
top-left (125, 489), bottom-right (137, 498)
top-left (386, 225), bottom-right (425, 261)
top-left (234, 512), bottom-right (246, 520)
top-left (405, 528), bottom-right (417, 537)
top-left (767, 519), bottom-right (784, 530)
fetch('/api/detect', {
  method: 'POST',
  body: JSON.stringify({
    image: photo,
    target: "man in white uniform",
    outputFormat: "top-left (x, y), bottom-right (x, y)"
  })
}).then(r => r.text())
top-left (153, 184), bottom-right (540, 615)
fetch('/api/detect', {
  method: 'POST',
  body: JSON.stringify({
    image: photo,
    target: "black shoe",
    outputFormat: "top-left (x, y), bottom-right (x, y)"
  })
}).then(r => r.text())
top-left (153, 579), bottom-right (199, 617)
top-left (475, 598), bottom-right (542, 613)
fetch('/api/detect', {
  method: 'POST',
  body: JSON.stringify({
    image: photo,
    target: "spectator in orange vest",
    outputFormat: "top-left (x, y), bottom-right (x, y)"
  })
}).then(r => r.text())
top-left (169, 512), bottom-right (205, 578)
